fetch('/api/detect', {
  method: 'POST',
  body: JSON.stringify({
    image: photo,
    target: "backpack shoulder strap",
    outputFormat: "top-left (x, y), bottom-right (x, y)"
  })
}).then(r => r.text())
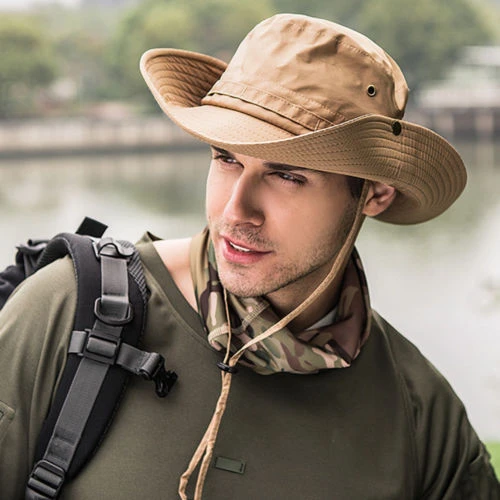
top-left (25, 233), bottom-right (177, 500)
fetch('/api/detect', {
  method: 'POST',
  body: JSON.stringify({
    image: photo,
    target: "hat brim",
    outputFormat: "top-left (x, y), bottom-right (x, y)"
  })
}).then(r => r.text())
top-left (140, 48), bottom-right (467, 225)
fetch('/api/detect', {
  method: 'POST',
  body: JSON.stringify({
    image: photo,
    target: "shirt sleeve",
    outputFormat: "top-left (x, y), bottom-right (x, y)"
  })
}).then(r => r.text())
top-left (0, 257), bottom-right (77, 499)
top-left (454, 441), bottom-right (500, 499)
top-left (406, 357), bottom-right (500, 499)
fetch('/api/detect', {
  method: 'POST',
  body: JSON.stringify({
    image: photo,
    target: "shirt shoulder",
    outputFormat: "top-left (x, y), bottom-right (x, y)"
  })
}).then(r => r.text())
top-left (371, 311), bottom-right (500, 499)
top-left (0, 256), bottom-right (77, 498)
top-left (0, 256), bottom-right (77, 375)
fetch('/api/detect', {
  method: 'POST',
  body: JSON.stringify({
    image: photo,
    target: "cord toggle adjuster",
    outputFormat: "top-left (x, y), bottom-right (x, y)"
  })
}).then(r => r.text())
top-left (217, 361), bottom-right (238, 374)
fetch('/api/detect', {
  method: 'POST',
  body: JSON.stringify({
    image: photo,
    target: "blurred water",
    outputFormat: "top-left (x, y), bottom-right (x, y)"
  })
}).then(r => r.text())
top-left (0, 142), bottom-right (499, 441)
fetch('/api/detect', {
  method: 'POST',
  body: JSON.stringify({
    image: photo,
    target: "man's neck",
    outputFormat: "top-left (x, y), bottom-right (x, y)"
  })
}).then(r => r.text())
top-left (264, 262), bottom-right (347, 334)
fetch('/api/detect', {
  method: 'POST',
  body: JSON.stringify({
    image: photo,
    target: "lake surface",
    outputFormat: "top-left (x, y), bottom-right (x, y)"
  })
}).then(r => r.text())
top-left (1, 142), bottom-right (499, 440)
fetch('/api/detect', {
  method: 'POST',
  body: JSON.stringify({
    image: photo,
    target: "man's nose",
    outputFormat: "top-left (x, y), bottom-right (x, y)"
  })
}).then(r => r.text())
top-left (222, 175), bottom-right (264, 227)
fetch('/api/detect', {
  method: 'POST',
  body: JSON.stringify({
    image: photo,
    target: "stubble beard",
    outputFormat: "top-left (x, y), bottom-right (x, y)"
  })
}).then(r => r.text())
top-left (210, 201), bottom-right (358, 300)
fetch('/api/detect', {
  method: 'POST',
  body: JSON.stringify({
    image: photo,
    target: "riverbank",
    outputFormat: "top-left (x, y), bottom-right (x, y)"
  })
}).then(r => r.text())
top-left (0, 107), bottom-right (498, 159)
top-left (0, 115), bottom-right (206, 159)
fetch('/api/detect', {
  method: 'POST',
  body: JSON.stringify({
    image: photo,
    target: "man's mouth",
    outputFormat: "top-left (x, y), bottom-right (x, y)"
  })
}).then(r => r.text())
top-left (228, 240), bottom-right (253, 253)
top-left (221, 236), bottom-right (272, 264)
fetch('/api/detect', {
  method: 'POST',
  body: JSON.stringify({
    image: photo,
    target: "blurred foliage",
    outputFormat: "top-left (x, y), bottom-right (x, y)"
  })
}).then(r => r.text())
top-left (274, 0), bottom-right (494, 91)
top-left (354, 0), bottom-right (494, 91)
top-left (0, 0), bottom-right (498, 118)
top-left (486, 442), bottom-right (500, 475)
top-left (108, 0), bottom-right (275, 104)
top-left (30, 4), bottom-right (127, 110)
top-left (0, 14), bottom-right (57, 118)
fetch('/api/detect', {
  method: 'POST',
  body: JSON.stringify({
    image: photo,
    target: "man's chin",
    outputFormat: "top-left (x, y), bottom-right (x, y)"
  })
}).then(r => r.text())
top-left (218, 271), bottom-right (264, 299)
top-left (216, 257), bottom-right (281, 298)
top-left (219, 279), bottom-right (260, 299)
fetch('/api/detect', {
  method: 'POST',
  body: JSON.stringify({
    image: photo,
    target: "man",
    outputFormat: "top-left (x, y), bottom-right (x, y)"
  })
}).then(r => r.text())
top-left (0, 13), bottom-right (498, 500)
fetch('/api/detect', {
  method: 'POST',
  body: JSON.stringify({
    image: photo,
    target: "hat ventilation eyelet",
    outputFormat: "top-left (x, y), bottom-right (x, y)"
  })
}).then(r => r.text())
top-left (392, 121), bottom-right (402, 136)
top-left (367, 85), bottom-right (377, 97)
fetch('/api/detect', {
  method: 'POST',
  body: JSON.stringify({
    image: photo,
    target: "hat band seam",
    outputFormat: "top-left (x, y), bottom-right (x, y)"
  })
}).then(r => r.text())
top-left (204, 80), bottom-right (340, 132)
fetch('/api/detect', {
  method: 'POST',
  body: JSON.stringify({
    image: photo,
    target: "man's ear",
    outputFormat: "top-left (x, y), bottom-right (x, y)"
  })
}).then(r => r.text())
top-left (362, 181), bottom-right (397, 217)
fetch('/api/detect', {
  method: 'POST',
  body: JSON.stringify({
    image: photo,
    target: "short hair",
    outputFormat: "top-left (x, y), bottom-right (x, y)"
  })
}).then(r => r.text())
top-left (346, 176), bottom-right (365, 199)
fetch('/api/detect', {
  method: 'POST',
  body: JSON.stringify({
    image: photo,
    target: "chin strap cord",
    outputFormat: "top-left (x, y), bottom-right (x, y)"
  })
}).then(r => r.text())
top-left (179, 182), bottom-right (370, 500)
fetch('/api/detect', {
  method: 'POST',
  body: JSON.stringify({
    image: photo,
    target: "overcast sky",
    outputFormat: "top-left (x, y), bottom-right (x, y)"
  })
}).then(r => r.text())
top-left (0, 0), bottom-right (79, 9)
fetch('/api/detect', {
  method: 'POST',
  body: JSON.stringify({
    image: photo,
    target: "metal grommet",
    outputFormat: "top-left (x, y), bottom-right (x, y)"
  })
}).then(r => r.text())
top-left (367, 85), bottom-right (377, 97)
top-left (392, 121), bottom-right (402, 136)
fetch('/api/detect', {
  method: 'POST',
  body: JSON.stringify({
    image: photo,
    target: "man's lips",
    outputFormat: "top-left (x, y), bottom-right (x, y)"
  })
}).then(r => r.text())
top-left (224, 236), bottom-right (266, 253)
top-left (220, 236), bottom-right (272, 264)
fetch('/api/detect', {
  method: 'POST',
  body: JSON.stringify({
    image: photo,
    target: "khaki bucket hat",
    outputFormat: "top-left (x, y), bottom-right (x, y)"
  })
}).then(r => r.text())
top-left (140, 13), bottom-right (467, 225)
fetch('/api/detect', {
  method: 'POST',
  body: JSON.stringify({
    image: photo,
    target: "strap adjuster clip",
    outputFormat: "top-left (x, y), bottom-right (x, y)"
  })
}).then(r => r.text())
top-left (27, 460), bottom-right (65, 499)
top-left (82, 329), bottom-right (121, 365)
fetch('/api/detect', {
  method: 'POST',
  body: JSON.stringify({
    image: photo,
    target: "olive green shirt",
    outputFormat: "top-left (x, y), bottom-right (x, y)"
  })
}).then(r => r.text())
top-left (0, 242), bottom-right (498, 499)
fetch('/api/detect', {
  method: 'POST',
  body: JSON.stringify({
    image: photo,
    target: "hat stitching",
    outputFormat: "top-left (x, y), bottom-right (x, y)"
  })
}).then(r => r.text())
top-left (149, 57), bottom-right (221, 82)
top-left (336, 40), bottom-right (393, 81)
top-left (206, 80), bottom-right (336, 132)
top-left (399, 130), bottom-right (451, 203)
top-left (154, 73), bottom-right (219, 106)
top-left (144, 48), bottom-right (227, 77)
top-left (226, 77), bottom-right (350, 125)
top-left (334, 39), bottom-right (404, 118)
top-left (156, 78), bottom-right (209, 105)
top-left (151, 61), bottom-right (220, 90)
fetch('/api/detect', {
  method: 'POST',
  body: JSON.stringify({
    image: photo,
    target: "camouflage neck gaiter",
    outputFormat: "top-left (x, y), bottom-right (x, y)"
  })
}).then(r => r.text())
top-left (190, 228), bottom-right (372, 375)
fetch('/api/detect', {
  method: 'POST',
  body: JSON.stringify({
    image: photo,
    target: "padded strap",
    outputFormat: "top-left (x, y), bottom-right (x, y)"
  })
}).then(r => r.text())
top-left (26, 238), bottom-right (131, 500)
top-left (26, 233), bottom-right (177, 499)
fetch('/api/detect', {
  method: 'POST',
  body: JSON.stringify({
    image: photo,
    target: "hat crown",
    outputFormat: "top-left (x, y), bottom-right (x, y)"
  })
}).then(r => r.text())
top-left (202, 14), bottom-right (409, 134)
top-left (140, 14), bottom-right (466, 225)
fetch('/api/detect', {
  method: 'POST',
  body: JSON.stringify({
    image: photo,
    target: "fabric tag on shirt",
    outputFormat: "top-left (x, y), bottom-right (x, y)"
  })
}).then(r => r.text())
top-left (214, 456), bottom-right (246, 474)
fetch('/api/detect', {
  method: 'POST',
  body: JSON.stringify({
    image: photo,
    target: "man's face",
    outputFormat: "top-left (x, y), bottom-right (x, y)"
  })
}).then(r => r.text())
top-left (206, 147), bottom-right (358, 307)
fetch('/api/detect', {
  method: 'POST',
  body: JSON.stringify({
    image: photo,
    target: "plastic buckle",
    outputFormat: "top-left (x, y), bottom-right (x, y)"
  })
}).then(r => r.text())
top-left (83, 329), bottom-right (121, 365)
top-left (27, 460), bottom-right (65, 499)
top-left (93, 237), bottom-right (134, 260)
top-left (139, 353), bottom-right (178, 398)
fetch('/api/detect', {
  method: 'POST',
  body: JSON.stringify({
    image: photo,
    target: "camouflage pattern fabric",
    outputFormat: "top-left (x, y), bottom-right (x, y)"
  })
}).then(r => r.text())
top-left (190, 229), bottom-right (372, 375)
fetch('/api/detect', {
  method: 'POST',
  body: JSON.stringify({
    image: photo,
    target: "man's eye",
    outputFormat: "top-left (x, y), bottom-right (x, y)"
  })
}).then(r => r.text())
top-left (213, 153), bottom-right (237, 164)
top-left (275, 172), bottom-right (304, 185)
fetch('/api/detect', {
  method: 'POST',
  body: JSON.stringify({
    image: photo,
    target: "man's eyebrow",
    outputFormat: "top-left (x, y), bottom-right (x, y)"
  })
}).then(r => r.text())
top-left (210, 146), bottom-right (309, 172)
top-left (211, 146), bottom-right (233, 156)
top-left (262, 160), bottom-right (309, 172)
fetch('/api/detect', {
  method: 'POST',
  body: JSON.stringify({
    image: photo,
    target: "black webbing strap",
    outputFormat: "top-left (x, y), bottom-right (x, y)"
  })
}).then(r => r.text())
top-left (68, 331), bottom-right (177, 396)
top-left (26, 240), bottom-right (131, 500)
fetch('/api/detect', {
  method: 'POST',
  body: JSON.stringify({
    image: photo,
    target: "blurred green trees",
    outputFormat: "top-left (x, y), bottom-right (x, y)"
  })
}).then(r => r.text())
top-left (0, 14), bottom-right (57, 118)
top-left (0, 0), bottom-right (497, 118)
top-left (109, 0), bottom-right (275, 102)
top-left (354, 0), bottom-right (493, 91)
top-left (275, 0), bottom-right (494, 90)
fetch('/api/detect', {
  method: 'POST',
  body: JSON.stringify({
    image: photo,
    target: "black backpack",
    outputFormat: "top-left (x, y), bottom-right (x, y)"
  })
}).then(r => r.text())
top-left (0, 217), bottom-right (177, 499)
